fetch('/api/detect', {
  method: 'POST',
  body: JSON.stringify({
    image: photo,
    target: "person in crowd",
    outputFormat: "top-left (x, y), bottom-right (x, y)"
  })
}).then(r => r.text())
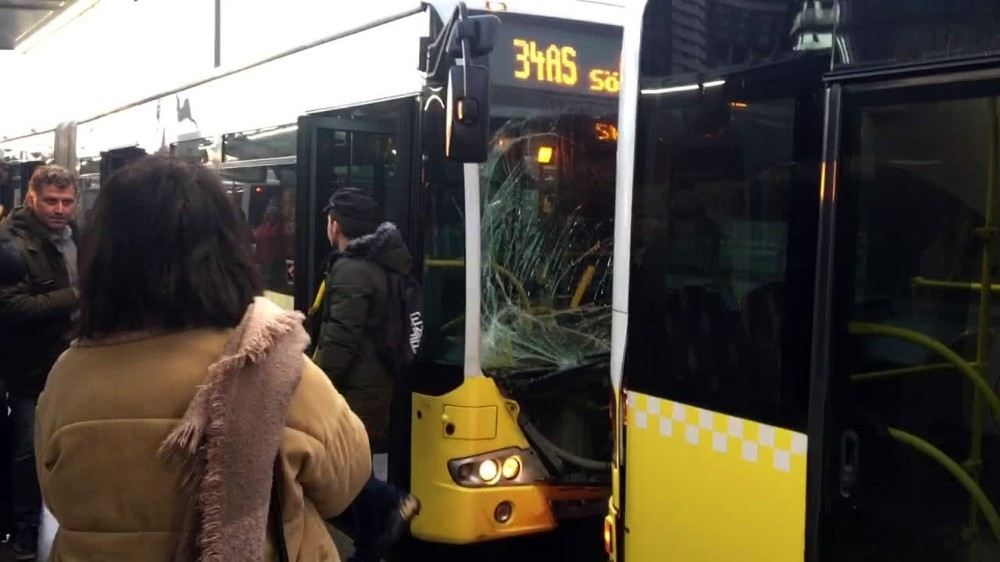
top-left (256, 199), bottom-right (292, 290)
top-left (0, 160), bottom-right (11, 223)
top-left (314, 188), bottom-right (420, 562)
top-left (0, 165), bottom-right (78, 560)
top-left (0, 210), bottom-right (27, 550)
top-left (34, 156), bottom-right (371, 561)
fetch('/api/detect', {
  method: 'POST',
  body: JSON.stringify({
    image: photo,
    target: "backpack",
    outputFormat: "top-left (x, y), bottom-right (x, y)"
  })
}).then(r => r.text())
top-left (306, 269), bottom-right (424, 378)
top-left (376, 269), bottom-right (424, 378)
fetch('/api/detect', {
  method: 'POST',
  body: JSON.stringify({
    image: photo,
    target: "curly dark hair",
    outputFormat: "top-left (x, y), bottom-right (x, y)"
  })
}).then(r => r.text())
top-left (78, 155), bottom-right (262, 337)
top-left (28, 164), bottom-right (76, 193)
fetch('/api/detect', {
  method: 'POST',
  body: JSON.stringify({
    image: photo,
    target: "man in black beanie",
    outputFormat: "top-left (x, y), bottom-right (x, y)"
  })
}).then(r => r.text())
top-left (314, 187), bottom-right (420, 562)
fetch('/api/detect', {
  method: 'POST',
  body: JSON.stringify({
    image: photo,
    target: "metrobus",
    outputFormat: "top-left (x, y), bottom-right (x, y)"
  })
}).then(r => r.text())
top-left (0, 0), bottom-right (623, 546)
top-left (605, 1), bottom-right (1000, 561)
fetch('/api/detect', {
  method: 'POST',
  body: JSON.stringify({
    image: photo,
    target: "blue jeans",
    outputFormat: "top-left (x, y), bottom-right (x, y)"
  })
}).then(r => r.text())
top-left (10, 396), bottom-right (40, 533)
top-left (348, 476), bottom-right (403, 562)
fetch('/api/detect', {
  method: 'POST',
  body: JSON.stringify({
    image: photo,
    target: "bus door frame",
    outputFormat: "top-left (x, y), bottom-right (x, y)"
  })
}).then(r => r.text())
top-left (294, 106), bottom-right (418, 312)
top-left (295, 99), bottom-right (421, 487)
top-left (807, 58), bottom-right (1000, 561)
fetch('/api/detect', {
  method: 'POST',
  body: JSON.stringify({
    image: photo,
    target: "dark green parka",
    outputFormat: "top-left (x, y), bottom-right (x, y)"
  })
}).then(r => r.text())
top-left (315, 222), bottom-right (412, 449)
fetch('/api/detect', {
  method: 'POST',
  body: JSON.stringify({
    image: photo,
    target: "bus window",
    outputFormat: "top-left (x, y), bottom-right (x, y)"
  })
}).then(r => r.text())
top-left (170, 137), bottom-right (216, 165)
top-left (218, 164), bottom-right (296, 302)
top-left (223, 125), bottom-right (296, 162)
top-left (624, 69), bottom-right (824, 432)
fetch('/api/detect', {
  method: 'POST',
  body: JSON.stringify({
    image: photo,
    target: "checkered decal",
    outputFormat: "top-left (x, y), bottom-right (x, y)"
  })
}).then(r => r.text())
top-left (626, 391), bottom-right (807, 473)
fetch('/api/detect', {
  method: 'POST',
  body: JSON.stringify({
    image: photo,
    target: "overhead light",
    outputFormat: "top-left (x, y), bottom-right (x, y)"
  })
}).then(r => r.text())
top-left (640, 83), bottom-right (698, 95)
top-left (641, 79), bottom-right (726, 96)
top-left (486, 1), bottom-right (508, 11)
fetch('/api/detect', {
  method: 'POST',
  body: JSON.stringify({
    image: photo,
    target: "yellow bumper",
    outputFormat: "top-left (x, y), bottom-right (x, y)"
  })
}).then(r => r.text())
top-left (410, 376), bottom-right (557, 543)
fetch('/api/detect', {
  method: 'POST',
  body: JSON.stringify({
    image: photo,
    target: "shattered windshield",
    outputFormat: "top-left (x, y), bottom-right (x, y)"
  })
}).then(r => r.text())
top-left (479, 93), bottom-right (617, 374)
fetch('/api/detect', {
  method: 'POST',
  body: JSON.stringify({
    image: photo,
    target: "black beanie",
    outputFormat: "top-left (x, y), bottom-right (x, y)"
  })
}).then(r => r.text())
top-left (324, 187), bottom-right (381, 238)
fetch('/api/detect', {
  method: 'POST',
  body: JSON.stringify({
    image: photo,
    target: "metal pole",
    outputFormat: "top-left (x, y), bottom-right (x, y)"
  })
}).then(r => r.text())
top-left (463, 162), bottom-right (482, 377)
top-left (0, 1), bottom-right (62, 10)
top-left (214, 0), bottom-right (221, 68)
top-left (967, 95), bottom-right (1000, 537)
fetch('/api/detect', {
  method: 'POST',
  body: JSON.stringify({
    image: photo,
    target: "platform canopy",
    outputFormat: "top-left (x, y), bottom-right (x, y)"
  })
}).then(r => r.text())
top-left (0, 0), bottom-right (75, 49)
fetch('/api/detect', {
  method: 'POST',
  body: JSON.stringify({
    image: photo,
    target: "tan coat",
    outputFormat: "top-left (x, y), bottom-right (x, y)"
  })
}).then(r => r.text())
top-left (35, 328), bottom-right (371, 562)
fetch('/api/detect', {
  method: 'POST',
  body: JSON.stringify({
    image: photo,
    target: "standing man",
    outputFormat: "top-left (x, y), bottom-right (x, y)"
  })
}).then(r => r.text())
top-left (314, 187), bottom-right (420, 562)
top-left (0, 165), bottom-right (78, 561)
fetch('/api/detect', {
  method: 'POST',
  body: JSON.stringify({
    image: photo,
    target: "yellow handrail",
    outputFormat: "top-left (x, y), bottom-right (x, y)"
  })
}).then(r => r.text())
top-left (851, 361), bottom-right (982, 383)
top-left (308, 279), bottom-right (326, 317)
top-left (426, 259), bottom-right (465, 268)
top-left (912, 277), bottom-right (1000, 292)
top-left (571, 265), bottom-right (597, 309)
top-left (887, 427), bottom-right (1000, 541)
top-left (848, 322), bottom-right (1000, 423)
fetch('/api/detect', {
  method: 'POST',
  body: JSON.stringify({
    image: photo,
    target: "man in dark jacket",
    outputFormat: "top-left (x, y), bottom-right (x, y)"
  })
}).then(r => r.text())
top-left (0, 165), bottom-right (78, 560)
top-left (0, 223), bottom-right (26, 544)
top-left (315, 187), bottom-right (419, 562)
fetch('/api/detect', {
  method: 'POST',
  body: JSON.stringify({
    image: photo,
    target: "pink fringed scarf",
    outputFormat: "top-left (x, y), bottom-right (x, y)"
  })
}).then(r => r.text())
top-left (158, 297), bottom-right (308, 562)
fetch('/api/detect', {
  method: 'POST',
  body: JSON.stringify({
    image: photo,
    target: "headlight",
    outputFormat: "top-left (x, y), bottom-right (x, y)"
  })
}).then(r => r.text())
top-left (478, 459), bottom-right (500, 483)
top-left (447, 447), bottom-right (547, 487)
top-left (501, 455), bottom-right (521, 479)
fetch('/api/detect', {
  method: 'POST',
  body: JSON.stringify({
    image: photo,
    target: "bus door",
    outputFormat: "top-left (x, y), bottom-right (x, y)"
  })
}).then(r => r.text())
top-left (295, 100), bottom-right (418, 483)
top-left (621, 59), bottom-right (825, 560)
top-left (814, 71), bottom-right (1000, 561)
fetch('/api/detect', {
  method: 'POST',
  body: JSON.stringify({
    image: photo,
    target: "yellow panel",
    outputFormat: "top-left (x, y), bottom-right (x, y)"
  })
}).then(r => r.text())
top-left (410, 377), bottom-right (556, 543)
top-left (623, 391), bottom-right (807, 562)
top-left (442, 405), bottom-right (498, 440)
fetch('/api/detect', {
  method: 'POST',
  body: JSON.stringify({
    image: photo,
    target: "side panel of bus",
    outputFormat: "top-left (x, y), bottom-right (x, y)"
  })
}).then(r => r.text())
top-left (624, 392), bottom-right (808, 560)
top-left (618, 2), bottom-right (827, 559)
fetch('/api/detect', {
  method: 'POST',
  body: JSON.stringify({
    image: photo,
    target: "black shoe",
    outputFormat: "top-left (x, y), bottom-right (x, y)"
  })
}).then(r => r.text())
top-left (373, 493), bottom-right (421, 557)
top-left (12, 528), bottom-right (37, 561)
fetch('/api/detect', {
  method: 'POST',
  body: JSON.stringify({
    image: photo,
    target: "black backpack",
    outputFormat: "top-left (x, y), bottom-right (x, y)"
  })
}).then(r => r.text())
top-left (377, 269), bottom-right (424, 378)
top-left (307, 269), bottom-right (424, 378)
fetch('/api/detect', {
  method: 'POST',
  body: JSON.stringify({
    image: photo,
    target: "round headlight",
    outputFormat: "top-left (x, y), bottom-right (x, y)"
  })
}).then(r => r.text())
top-left (478, 459), bottom-right (500, 483)
top-left (501, 455), bottom-right (521, 479)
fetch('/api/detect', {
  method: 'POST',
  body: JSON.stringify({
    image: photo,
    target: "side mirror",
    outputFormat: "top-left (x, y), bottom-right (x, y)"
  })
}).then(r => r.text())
top-left (447, 15), bottom-right (499, 58)
top-left (446, 64), bottom-right (491, 163)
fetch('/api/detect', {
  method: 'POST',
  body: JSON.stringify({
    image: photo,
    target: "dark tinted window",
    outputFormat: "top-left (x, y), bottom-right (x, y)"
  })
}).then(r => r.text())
top-left (640, 0), bottom-right (822, 78)
top-left (626, 0), bottom-right (829, 430)
top-left (834, 0), bottom-right (1000, 69)
top-left (170, 137), bottom-right (214, 164)
top-left (223, 125), bottom-right (296, 162)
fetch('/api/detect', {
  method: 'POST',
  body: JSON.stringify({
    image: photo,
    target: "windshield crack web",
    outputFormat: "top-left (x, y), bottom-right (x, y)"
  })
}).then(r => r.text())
top-left (478, 121), bottom-right (613, 374)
